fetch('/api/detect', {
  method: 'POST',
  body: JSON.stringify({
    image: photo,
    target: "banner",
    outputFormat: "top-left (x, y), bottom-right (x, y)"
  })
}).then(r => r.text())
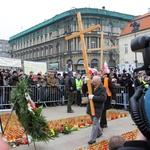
top-left (49, 62), bottom-right (58, 70)
top-left (24, 61), bottom-right (47, 75)
top-left (103, 61), bottom-right (110, 74)
top-left (0, 57), bottom-right (21, 67)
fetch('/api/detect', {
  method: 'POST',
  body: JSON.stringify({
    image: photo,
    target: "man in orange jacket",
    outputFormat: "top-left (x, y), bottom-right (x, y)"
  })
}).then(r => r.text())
top-left (97, 71), bottom-right (116, 130)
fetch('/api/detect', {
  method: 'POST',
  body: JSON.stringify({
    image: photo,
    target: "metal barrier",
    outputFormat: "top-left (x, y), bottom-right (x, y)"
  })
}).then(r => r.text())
top-left (29, 85), bottom-right (67, 107)
top-left (0, 86), bottom-right (14, 110)
top-left (0, 85), bottom-right (129, 110)
top-left (113, 86), bottom-right (129, 106)
top-left (0, 85), bottom-right (67, 109)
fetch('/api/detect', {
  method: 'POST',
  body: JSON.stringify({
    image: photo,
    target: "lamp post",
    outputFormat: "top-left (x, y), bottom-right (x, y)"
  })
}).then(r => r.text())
top-left (130, 21), bottom-right (140, 68)
top-left (67, 7), bottom-right (77, 71)
top-left (56, 42), bottom-right (61, 70)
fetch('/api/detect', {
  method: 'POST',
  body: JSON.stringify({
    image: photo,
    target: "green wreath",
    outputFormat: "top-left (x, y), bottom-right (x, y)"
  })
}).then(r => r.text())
top-left (11, 78), bottom-right (51, 142)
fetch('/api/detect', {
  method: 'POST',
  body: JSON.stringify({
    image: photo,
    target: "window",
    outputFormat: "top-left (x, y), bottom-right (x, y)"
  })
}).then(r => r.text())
top-left (57, 30), bottom-right (59, 37)
top-left (125, 44), bottom-right (128, 53)
top-left (91, 59), bottom-right (98, 69)
top-left (41, 36), bottom-right (43, 43)
top-left (45, 34), bottom-right (47, 41)
top-left (30, 40), bottom-right (32, 46)
top-left (69, 40), bottom-right (73, 51)
top-left (70, 24), bottom-right (73, 32)
top-left (50, 48), bottom-right (53, 55)
top-left (56, 43), bottom-right (60, 54)
top-left (33, 38), bottom-right (35, 45)
top-left (37, 37), bottom-right (39, 44)
top-left (79, 41), bottom-right (82, 51)
top-left (78, 59), bottom-right (84, 64)
top-left (91, 41), bottom-right (96, 49)
top-left (108, 23), bottom-right (113, 33)
top-left (91, 22), bottom-right (95, 26)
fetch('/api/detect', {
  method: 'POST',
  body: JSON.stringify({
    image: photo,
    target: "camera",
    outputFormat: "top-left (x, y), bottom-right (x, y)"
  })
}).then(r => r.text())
top-left (131, 35), bottom-right (150, 75)
top-left (130, 35), bottom-right (150, 140)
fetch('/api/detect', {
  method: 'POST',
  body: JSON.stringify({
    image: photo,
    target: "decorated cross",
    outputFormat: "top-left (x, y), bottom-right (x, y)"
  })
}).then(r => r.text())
top-left (65, 12), bottom-right (100, 116)
top-left (87, 31), bottom-right (118, 69)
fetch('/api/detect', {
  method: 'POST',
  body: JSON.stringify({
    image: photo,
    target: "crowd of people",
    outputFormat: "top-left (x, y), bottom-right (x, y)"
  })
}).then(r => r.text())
top-left (0, 67), bottom-right (149, 110)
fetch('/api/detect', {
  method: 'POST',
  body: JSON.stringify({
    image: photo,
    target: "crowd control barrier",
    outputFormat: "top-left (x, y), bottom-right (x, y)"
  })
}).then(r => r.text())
top-left (0, 85), bottom-right (129, 110)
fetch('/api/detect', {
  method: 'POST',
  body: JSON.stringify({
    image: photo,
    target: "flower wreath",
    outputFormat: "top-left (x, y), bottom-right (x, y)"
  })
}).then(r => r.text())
top-left (11, 78), bottom-right (51, 142)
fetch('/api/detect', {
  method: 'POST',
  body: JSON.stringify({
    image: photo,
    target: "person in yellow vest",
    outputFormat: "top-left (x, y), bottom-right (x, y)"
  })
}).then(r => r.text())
top-left (141, 76), bottom-right (149, 89)
top-left (98, 72), bottom-right (116, 130)
top-left (75, 73), bottom-right (83, 106)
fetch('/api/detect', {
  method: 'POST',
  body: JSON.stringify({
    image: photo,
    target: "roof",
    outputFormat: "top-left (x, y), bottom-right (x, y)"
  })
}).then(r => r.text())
top-left (9, 7), bottom-right (136, 41)
top-left (121, 12), bottom-right (150, 36)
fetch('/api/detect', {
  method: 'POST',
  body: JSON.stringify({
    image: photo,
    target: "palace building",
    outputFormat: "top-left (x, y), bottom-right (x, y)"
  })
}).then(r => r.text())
top-left (8, 7), bottom-right (136, 74)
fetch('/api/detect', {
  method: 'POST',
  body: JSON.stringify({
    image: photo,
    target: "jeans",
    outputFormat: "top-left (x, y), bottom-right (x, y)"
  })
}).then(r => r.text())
top-left (123, 93), bottom-right (129, 110)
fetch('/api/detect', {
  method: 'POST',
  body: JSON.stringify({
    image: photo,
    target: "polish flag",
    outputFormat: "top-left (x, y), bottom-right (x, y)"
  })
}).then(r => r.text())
top-left (103, 61), bottom-right (110, 74)
top-left (39, 70), bottom-right (42, 75)
top-left (88, 67), bottom-right (97, 74)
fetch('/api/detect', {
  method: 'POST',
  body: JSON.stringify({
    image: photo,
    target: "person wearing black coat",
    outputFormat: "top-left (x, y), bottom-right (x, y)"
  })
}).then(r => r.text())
top-left (100, 73), bottom-right (116, 129)
top-left (8, 71), bottom-right (19, 86)
top-left (65, 71), bottom-right (76, 113)
top-left (87, 75), bottom-right (107, 145)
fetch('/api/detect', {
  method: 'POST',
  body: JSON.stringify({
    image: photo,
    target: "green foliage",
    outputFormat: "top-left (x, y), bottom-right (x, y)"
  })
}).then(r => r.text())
top-left (61, 125), bottom-right (72, 134)
top-left (11, 78), bottom-right (51, 142)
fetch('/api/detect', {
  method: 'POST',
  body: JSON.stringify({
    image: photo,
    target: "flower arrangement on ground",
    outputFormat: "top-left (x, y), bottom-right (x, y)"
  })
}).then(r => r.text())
top-left (11, 78), bottom-right (51, 142)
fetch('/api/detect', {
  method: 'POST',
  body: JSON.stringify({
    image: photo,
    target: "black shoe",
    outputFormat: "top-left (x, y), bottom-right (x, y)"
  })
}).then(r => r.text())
top-left (88, 140), bottom-right (96, 145)
top-left (97, 133), bottom-right (102, 138)
top-left (67, 110), bottom-right (74, 113)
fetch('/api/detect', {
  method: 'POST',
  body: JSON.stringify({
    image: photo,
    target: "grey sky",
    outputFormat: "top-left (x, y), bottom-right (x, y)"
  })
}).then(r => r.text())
top-left (1, 0), bottom-right (150, 40)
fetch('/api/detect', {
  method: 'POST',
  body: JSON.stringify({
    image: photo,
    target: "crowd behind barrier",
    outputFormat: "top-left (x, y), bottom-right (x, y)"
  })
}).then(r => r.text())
top-left (0, 85), bottom-right (129, 109)
top-left (0, 67), bottom-right (149, 110)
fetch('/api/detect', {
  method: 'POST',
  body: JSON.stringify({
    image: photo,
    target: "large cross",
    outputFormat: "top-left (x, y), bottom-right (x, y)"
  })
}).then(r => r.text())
top-left (65, 12), bottom-right (100, 116)
top-left (88, 31), bottom-right (118, 69)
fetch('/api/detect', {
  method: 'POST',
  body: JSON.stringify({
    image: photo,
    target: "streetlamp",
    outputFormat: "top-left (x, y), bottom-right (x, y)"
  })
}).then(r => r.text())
top-left (56, 42), bottom-right (61, 70)
top-left (130, 21), bottom-right (140, 68)
top-left (64, 8), bottom-right (77, 71)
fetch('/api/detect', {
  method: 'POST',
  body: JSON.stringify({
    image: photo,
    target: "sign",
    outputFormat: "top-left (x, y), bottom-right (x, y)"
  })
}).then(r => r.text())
top-left (0, 57), bottom-right (21, 67)
top-left (24, 61), bottom-right (47, 75)
top-left (49, 62), bottom-right (58, 70)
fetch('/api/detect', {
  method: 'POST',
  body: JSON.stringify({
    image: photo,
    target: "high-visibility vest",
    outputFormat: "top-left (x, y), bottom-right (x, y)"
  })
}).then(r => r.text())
top-left (141, 80), bottom-right (149, 89)
top-left (104, 77), bottom-right (112, 97)
top-left (75, 79), bottom-right (83, 91)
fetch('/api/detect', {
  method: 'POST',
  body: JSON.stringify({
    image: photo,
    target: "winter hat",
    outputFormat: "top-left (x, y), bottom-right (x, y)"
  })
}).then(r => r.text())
top-left (13, 71), bottom-right (17, 74)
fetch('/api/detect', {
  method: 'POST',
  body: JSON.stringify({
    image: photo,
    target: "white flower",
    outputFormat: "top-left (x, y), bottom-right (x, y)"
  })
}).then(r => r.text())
top-left (27, 103), bottom-right (34, 114)
top-left (25, 92), bottom-right (32, 101)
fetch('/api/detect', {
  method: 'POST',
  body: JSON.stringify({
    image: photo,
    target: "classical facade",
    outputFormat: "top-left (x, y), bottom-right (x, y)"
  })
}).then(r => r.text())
top-left (119, 11), bottom-right (150, 73)
top-left (0, 39), bottom-right (10, 58)
top-left (8, 7), bottom-right (135, 74)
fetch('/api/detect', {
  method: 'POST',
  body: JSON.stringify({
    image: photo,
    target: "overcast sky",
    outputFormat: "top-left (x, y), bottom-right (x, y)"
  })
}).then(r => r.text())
top-left (1, 0), bottom-right (150, 40)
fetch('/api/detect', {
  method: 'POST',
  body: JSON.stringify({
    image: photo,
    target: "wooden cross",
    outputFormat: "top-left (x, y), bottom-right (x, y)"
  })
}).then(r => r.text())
top-left (88, 31), bottom-right (118, 69)
top-left (65, 12), bottom-right (100, 116)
